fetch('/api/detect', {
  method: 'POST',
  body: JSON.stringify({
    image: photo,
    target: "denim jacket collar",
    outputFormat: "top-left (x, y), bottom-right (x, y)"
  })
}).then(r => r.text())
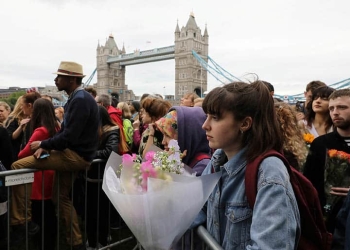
top-left (212, 148), bottom-right (247, 177)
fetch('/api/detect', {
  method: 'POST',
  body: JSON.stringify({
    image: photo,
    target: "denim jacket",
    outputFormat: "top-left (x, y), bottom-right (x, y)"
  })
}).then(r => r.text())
top-left (193, 149), bottom-right (300, 250)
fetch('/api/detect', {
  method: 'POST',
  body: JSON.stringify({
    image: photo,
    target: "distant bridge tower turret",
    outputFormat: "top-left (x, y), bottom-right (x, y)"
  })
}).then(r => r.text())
top-left (96, 34), bottom-right (126, 99)
top-left (174, 12), bottom-right (209, 101)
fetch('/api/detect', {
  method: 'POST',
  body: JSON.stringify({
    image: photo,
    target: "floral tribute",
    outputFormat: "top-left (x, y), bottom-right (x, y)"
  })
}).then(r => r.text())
top-left (102, 139), bottom-right (220, 250)
top-left (303, 133), bottom-right (315, 146)
top-left (324, 149), bottom-right (350, 214)
top-left (120, 140), bottom-right (186, 193)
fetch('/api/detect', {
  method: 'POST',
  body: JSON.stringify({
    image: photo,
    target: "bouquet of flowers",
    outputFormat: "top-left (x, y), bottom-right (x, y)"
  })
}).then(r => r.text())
top-left (102, 140), bottom-right (220, 250)
top-left (324, 149), bottom-right (350, 214)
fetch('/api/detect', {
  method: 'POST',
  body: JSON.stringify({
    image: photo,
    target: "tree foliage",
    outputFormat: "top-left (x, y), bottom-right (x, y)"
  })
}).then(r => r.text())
top-left (0, 91), bottom-right (25, 108)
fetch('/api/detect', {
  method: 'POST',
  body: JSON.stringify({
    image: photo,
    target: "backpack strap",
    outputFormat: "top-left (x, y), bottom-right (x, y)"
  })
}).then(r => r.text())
top-left (245, 150), bottom-right (288, 209)
top-left (189, 152), bottom-right (211, 169)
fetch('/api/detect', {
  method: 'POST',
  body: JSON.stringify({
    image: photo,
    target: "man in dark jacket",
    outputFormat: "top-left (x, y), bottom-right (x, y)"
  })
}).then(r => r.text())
top-left (11, 61), bottom-right (99, 249)
top-left (304, 89), bottom-right (350, 234)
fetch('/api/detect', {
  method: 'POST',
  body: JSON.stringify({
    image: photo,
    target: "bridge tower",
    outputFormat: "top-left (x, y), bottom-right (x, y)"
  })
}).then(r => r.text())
top-left (96, 34), bottom-right (127, 99)
top-left (174, 12), bottom-right (209, 101)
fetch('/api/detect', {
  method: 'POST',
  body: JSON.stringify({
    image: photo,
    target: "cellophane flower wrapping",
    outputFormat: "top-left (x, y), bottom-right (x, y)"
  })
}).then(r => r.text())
top-left (102, 150), bottom-right (220, 250)
top-left (324, 149), bottom-right (350, 214)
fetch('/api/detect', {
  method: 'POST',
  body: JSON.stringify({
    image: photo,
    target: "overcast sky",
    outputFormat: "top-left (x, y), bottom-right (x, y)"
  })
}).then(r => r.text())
top-left (1, 0), bottom-right (350, 97)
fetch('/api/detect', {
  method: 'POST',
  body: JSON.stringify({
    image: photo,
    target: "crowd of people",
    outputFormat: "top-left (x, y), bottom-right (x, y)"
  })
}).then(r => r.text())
top-left (0, 60), bottom-right (349, 250)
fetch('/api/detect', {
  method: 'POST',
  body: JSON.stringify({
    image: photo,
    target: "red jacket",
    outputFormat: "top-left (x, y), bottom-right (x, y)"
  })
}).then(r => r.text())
top-left (18, 127), bottom-right (55, 200)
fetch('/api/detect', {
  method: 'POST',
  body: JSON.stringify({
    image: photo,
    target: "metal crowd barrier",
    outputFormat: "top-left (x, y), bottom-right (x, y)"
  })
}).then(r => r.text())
top-left (0, 159), bottom-right (223, 250)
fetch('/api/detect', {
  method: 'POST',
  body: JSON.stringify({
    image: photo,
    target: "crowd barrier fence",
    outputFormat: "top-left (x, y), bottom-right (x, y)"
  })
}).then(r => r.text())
top-left (0, 159), bottom-right (222, 250)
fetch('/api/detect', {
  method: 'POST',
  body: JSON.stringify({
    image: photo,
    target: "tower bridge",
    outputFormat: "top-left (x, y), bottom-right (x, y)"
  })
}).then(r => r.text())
top-left (95, 12), bottom-right (209, 101)
top-left (107, 45), bottom-right (175, 65)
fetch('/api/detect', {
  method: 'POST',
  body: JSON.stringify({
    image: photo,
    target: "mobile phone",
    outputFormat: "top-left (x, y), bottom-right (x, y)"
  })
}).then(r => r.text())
top-left (39, 153), bottom-right (50, 159)
top-left (295, 101), bottom-right (305, 113)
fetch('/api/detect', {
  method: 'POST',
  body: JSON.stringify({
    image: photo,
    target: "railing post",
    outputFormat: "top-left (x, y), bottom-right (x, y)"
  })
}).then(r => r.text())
top-left (196, 225), bottom-right (223, 250)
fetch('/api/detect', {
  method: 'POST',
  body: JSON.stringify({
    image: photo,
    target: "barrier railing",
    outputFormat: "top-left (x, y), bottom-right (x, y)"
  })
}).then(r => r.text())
top-left (0, 159), bottom-right (222, 250)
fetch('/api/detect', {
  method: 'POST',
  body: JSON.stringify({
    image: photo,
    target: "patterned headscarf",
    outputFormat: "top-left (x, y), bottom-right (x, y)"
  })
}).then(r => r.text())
top-left (155, 110), bottom-right (178, 139)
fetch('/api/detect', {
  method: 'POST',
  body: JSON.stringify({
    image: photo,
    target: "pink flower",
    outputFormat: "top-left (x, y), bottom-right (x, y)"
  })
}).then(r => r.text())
top-left (145, 151), bottom-right (155, 162)
top-left (140, 161), bottom-right (157, 190)
top-left (122, 153), bottom-right (137, 167)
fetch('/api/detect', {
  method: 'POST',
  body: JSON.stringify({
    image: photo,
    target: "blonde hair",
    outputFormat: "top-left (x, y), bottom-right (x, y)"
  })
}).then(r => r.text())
top-left (55, 107), bottom-right (64, 115)
top-left (194, 97), bottom-right (204, 107)
top-left (275, 102), bottom-right (308, 169)
top-left (4, 96), bottom-right (26, 127)
top-left (117, 102), bottom-right (132, 119)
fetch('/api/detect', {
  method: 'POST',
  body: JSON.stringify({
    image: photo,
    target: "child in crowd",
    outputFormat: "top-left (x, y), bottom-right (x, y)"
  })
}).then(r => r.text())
top-left (193, 81), bottom-right (300, 249)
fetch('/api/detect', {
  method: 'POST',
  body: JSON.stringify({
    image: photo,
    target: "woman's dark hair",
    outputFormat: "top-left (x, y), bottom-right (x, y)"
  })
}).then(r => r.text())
top-left (98, 105), bottom-right (129, 154)
top-left (98, 105), bottom-right (116, 127)
top-left (305, 86), bottom-right (335, 131)
top-left (23, 92), bottom-right (41, 105)
top-left (202, 80), bottom-right (283, 161)
top-left (30, 98), bottom-right (58, 137)
top-left (140, 93), bottom-right (150, 102)
top-left (131, 101), bottom-right (140, 113)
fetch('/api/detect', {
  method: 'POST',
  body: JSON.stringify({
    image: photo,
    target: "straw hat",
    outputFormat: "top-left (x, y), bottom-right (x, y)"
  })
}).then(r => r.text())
top-left (53, 61), bottom-right (85, 78)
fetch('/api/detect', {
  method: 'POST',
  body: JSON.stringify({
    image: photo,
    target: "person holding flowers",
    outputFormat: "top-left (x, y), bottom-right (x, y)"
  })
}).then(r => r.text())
top-left (192, 80), bottom-right (300, 249)
top-left (304, 88), bottom-right (350, 234)
top-left (155, 106), bottom-right (211, 176)
top-left (155, 106), bottom-right (211, 250)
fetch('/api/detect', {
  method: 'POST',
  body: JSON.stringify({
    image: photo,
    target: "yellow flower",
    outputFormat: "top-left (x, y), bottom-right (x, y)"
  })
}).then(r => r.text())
top-left (303, 133), bottom-right (315, 144)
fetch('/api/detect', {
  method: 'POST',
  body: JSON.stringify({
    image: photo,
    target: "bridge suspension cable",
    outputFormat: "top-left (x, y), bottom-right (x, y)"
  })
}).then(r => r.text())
top-left (83, 68), bottom-right (97, 87)
top-left (192, 50), bottom-right (350, 101)
top-left (192, 50), bottom-right (241, 84)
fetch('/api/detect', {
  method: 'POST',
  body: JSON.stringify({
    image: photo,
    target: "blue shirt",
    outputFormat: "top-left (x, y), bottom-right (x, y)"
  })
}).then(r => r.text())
top-left (193, 148), bottom-right (300, 250)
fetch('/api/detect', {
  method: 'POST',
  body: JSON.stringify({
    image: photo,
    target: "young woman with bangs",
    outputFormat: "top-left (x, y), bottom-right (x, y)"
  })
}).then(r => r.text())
top-left (300, 86), bottom-right (335, 138)
top-left (192, 80), bottom-right (300, 249)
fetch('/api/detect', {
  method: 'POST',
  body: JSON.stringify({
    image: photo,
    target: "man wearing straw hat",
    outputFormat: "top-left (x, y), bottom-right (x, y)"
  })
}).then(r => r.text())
top-left (11, 61), bottom-right (99, 249)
